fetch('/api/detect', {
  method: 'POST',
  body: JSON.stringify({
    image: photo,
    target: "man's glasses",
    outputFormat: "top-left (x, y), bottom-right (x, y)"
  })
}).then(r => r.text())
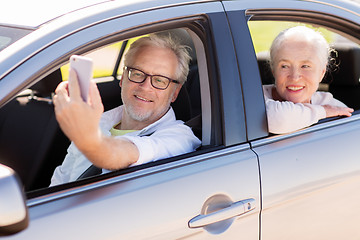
top-left (125, 66), bottom-right (180, 90)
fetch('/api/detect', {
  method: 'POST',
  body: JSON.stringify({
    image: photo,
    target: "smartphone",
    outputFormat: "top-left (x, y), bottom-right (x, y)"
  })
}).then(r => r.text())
top-left (69, 55), bottom-right (93, 102)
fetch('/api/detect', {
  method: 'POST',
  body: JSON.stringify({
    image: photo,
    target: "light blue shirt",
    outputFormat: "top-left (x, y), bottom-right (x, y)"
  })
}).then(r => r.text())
top-left (50, 106), bottom-right (201, 186)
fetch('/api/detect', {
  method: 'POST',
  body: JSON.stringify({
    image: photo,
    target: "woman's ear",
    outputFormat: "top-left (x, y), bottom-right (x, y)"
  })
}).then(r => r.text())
top-left (320, 67), bottom-right (327, 83)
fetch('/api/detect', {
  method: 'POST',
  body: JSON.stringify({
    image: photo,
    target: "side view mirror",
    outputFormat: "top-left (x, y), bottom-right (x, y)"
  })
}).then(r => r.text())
top-left (0, 164), bottom-right (28, 236)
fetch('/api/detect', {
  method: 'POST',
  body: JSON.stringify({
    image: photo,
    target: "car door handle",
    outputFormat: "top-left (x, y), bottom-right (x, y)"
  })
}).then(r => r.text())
top-left (188, 198), bottom-right (255, 228)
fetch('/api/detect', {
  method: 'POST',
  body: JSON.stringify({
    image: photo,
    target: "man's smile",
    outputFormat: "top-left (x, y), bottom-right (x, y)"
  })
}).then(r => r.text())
top-left (135, 95), bottom-right (153, 102)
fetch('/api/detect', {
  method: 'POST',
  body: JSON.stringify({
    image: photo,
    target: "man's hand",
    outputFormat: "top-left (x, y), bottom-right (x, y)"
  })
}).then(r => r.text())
top-left (53, 69), bottom-right (139, 170)
top-left (53, 69), bottom-right (104, 149)
top-left (323, 104), bottom-right (354, 118)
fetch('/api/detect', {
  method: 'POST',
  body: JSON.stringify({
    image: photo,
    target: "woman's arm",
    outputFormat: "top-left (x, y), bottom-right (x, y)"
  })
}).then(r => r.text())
top-left (322, 105), bottom-right (353, 118)
top-left (265, 99), bottom-right (326, 134)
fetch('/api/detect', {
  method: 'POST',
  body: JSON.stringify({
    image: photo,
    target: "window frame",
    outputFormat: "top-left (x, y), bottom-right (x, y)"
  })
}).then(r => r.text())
top-left (227, 6), bottom-right (360, 142)
top-left (25, 12), bottom-right (234, 198)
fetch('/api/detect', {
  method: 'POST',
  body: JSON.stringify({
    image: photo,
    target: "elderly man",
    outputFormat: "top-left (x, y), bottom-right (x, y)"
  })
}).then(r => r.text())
top-left (50, 34), bottom-right (201, 186)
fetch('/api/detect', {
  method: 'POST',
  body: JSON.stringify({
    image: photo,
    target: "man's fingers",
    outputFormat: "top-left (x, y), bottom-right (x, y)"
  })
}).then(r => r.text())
top-left (54, 81), bottom-right (68, 95)
top-left (68, 68), bottom-right (82, 101)
top-left (89, 80), bottom-right (104, 113)
top-left (53, 81), bottom-right (69, 108)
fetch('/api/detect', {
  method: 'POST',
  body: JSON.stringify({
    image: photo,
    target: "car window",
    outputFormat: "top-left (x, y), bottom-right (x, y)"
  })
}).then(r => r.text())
top-left (60, 41), bottom-right (124, 81)
top-left (115, 36), bottom-right (147, 78)
top-left (248, 20), bottom-right (360, 131)
top-left (0, 26), bottom-right (33, 52)
top-left (0, 27), bottom-right (212, 193)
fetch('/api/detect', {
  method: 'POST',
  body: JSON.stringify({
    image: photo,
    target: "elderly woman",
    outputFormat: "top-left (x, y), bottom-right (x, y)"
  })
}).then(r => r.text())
top-left (264, 26), bottom-right (354, 134)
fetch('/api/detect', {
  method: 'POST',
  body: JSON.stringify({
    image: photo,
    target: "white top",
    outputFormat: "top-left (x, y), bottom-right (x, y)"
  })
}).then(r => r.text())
top-left (263, 85), bottom-right (347, 134)
top-left (50, 106), bottom-right (201, 186)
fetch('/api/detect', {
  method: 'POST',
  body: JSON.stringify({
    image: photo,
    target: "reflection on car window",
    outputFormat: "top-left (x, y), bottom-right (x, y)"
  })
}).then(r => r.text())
top-left (0, 26), bottom-right (33, 52)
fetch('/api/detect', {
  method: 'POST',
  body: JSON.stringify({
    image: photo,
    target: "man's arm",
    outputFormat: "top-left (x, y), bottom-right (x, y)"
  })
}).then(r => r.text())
top-left (53, 69), bottom-right (139, 170)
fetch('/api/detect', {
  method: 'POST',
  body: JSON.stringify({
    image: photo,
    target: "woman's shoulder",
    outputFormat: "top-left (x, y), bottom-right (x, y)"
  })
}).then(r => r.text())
top-left (262, 84), bottom-right (274, 99)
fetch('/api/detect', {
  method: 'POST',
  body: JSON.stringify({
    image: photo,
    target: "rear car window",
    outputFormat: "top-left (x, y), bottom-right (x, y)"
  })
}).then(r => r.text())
top-left (0, 26), bottom-right (33, 51)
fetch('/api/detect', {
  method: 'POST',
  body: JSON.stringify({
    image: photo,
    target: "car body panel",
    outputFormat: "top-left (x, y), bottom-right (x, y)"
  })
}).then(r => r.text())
top-left (1, 0), bottom-right (360, 239)
top-left (0, 0), bottom-right (111, 27)
top-left (226, 1), bottom-right (360, 239)
top-left (225, 9), bottom-right (268, 141)
top-left (0, 0), bottom-right (215, 28)
top-left (252, 116), bottom-right (360, 239)
top-left (9, 146), bottom-right (260, 239)
top-left (207, 11), bottom-right (247, 145)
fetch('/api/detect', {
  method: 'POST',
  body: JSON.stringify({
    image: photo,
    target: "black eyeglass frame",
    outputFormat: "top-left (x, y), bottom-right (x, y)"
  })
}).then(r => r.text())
top-left (124, 66), bottom-right (180, 90)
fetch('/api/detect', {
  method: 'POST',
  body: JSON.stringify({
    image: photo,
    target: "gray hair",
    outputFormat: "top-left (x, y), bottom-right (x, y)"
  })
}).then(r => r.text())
top-left (124, 33), bottom-right (192, 85)
top-left (269, 26), bottom-right (331, 71)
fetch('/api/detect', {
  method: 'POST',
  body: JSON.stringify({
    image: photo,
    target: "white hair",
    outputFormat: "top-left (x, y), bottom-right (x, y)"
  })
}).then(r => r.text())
top-left (269, 26), bottom-right (331, 70)
top-left (124, 33), bottom-right (192, 85)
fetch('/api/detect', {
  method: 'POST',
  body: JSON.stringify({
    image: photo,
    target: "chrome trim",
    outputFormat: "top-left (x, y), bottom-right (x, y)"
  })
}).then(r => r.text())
top-left (302, 0), bottom-right (360, 18)
top-left (0, 23), bottom-right (36, 31)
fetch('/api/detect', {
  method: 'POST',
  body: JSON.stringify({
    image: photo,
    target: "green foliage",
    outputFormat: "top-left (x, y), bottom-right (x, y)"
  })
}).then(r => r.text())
top-left (248, 21), bottom-right (334, 53)
top-left (61, 36), bottom-right (147, 81)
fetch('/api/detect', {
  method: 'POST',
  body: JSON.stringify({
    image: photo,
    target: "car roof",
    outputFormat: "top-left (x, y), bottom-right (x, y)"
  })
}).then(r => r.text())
top-left (0, 0), bottom-right (214, 29)
top-left (2, 0), bottom-right (360, 29)
top-left (0, 0), bottom-right (114, 28)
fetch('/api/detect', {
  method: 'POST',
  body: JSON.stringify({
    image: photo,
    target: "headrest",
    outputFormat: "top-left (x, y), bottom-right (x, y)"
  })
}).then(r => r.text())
top-left (330, 43), bottom-right (360, 86)
top-left (257, 51), bottom-right (274, 85)
top-left (30, 69), bottom-right (63, 97)
top-left (171, 84), bottom-right (192, 122)
top-left (155, 28), bottom-right (196, 63)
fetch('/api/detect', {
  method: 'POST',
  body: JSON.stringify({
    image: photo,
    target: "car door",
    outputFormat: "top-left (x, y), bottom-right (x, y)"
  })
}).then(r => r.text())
top-left (0, 1), bottom-right (260, 239)
top-left (225, 0), bottom-right (360, 239)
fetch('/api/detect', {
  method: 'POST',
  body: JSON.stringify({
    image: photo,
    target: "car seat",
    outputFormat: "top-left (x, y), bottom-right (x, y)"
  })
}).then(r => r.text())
top-left (0, 70), bottom-right (69, 191)
top-left (257, 51), bottom-right (274, 85)
top-left (155, 29), bottom-right (202, 140)
top-left (328, 43), bottom-right (360, 110)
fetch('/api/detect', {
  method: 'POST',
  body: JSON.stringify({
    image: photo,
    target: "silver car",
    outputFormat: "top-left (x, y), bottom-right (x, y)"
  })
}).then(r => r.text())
top-left (1, 0), bottom-right (360, 239)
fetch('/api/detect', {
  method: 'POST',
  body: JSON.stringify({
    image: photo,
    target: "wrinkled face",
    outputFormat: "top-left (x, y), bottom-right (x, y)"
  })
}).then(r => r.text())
top-left (272, 39), bottom-right (326, 103)
top-left (120, 45), bottom-right (181, 126)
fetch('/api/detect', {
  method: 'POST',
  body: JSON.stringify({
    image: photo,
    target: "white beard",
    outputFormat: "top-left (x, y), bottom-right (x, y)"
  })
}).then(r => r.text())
top-left (123, 103), bottom-right (153, 122)
top-left (121, 84), bottom-right (177, 123)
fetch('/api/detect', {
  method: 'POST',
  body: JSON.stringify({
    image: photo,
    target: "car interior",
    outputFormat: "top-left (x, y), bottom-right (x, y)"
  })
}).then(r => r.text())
top-left (0, 28), bottom-right (203, 192)
top-left (0, 70), bottom-right (69, 191)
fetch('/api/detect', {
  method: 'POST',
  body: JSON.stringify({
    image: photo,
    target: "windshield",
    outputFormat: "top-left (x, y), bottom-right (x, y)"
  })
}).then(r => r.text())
top-left (0, 26), bottom-right (33, 52)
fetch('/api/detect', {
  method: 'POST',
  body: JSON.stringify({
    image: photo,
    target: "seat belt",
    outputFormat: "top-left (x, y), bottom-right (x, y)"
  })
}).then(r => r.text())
top-left (77, 164), bottom-right (102, 180)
